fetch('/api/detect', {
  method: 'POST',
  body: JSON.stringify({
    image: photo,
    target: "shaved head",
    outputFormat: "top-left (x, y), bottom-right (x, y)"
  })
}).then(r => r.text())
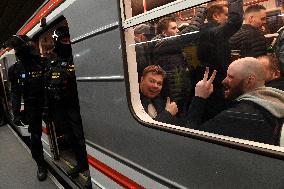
top-left (222, 57), bottom-right (265, 99)
top-left (231, 57), bottom-right (265, 84)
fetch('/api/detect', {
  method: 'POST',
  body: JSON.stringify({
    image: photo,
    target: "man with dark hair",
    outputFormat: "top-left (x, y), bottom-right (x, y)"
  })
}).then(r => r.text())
top-left (156, 17), bottom-right (179, 36)
top-left (230, 4), bottom-right (267, 57)
top-left (151, 12), bottom-right (208, 116)
top-left (134, 24), bottom-right (155, 42)
top-left (140, 65), bottom-right (184, 124)
top-left (197, 0), bottom-right (243, 122)
top-left (151, 16), bottom-right (190, 116)
top-left (206, 3), bottom-right (229, 23)
top-left (186, 57), bottom-right (284, 145)
top-left (258, 54), bottom-right (284, 90)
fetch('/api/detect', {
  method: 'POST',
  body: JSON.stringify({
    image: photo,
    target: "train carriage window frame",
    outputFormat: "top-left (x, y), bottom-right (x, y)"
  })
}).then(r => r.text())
top-left (121, 0), bottom-right (211, 28)
top-left (120, 0), bottom-right (284, 159)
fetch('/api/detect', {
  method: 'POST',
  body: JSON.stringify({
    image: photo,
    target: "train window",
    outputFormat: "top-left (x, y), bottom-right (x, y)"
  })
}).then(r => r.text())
top-left (122, 0), bottom-right (210, 27)
top-left (123, 0), bottom-right (284, 149)
top-left (127, 0), bottom-right (176, 18)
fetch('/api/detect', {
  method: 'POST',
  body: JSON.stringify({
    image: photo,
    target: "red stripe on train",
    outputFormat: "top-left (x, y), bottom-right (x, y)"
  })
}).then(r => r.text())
top-left (42, 126), bottom-right (49, 135)
top-left (18, 0), bottom-right (64, 35)
top-left (87, 154), bottom-right (146, 189)
top-left (0, 48), bottom-right (12, 57)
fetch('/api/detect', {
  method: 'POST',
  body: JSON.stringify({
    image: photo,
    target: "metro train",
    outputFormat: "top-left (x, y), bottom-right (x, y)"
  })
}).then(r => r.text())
top-left (1, 0), bottom-right (284, 188)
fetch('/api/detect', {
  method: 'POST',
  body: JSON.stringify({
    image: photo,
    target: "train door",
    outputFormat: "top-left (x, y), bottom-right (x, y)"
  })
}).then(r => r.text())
top-left (36, 18), bottom-right (91, 188)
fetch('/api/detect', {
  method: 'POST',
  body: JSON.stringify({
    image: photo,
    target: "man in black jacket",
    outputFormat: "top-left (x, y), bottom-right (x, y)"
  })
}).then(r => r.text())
top-left (7, 35), bottom-right (47, 181)
top-left (140, 65), bottom-right (185, 125)
top-left (230, 4), bottom-right (267, 58)
top-left (152, 16), bottom-right (190, 116)
top-left (186, 57), bottom-right (284, 145)
top-left (197, 0), bottom-right (243, 122)
top-left (152, 10), bottom-right (207, 116)
top-left (45, 26), bottom-right (89, 178)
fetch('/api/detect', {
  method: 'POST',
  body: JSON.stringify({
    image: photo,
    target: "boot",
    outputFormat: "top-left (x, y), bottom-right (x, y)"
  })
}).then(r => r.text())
top-left (67, 165), bottom-right (88, 179)
top-left (37, 165), bottom-right (47, 181)
top-left (84, 176), bottom-right (92, 189)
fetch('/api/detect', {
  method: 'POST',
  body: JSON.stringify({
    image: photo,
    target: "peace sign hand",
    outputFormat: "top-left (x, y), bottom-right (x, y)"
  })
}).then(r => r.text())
top-left (195, 67), bottom-right (217, 99)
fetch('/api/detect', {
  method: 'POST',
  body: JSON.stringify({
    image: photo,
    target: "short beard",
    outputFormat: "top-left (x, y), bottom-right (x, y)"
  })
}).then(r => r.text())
top-left (226, 79), bottom-right (246, 100)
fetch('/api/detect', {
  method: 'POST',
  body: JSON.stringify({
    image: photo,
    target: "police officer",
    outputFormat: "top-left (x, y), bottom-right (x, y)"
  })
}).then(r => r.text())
top-left (8, 61), bottom-right (25, 125)
top-left (45, 26), bottom-right (89, 178)
top-left (7, 35), bottom-right (47, 181)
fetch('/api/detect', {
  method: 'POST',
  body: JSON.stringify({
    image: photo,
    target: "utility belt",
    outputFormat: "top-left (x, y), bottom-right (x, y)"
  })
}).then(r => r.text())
top-left (46, 85), bottom-right (68, 101)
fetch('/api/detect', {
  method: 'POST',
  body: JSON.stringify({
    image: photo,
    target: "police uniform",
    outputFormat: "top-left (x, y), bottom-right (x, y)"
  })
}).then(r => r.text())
top-left (22, 58), bottom-right (45, 166)
top-left (7, 34), bottom-right (48, 181)
top-left (45, 57), bottom-right (89, 172)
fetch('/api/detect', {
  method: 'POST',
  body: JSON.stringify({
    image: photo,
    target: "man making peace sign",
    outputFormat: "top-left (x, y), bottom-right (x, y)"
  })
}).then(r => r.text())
top-left (186, 57), bottom-right (284, 145)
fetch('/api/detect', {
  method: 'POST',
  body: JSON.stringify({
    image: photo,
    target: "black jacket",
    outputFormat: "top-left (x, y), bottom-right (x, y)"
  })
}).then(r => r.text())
top-left (44, 57), bottom-right (79, 106)
top-left (180, 6), bottom-right (207, 34)
top-left (195, 0), bottom-right (243, 121)
top-left (152, 34), bottom-right (191, 104)
top-left (198, 0), bottom-right (243, 78)
top-left (8, 61), bottom-right (25, 89)
top-left (19, 58), bottom-right (45, 107)
top-left (266, 77), bottom-right (284, 91)
top-left (140, 94), bottom-right (184, 125)
top-left (151, 30), bottom-right (203, 111)
top-left (136, 42), bottom-right (152, 81)
top-left (229, 24), bottom-right (267, 58)
top-left (186, 87), bottom-right (284, 145)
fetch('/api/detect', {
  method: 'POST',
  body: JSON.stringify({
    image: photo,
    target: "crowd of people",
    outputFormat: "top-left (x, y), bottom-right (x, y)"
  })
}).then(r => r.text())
top-left (4, 0), bottom-right (284, 185)
top-left (6, 26), bottom-right (90, 187)
top-left (136, 0), bottom-right (284, 145)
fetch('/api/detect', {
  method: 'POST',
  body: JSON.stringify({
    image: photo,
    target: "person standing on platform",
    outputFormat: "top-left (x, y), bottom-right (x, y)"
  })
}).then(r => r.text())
top-left (6, 35), bottom-right (47, 181)
top-left (44, 26), bottom-right (89, 178)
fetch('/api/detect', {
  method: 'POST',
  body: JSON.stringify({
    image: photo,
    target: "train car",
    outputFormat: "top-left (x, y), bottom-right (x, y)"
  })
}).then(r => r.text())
top-left (1, 0), bottom-right (284, 188)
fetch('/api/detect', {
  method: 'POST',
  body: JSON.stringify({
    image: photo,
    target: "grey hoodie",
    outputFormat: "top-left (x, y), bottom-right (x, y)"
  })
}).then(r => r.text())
top-left (236, 87), bottom-right (284, 118)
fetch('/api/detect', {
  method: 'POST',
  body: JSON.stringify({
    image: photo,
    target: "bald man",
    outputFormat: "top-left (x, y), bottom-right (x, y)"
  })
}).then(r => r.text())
top-left (186, 57), bottom-right (284, 145)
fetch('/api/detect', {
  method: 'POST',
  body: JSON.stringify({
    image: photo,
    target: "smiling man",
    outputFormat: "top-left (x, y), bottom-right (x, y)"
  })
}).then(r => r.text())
top-left (186, 57), bottom-right (284, 145)
top-left (140, 65), bottom-right (183, 125)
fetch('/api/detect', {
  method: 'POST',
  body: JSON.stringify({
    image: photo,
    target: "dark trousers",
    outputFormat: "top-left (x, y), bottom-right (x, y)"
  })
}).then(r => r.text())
top-left (51, 102), bottom-right (88, 169)
top-left (25, 105), bottom-right (44, 166)
top-left (11, 87), bottom-right (22, 120)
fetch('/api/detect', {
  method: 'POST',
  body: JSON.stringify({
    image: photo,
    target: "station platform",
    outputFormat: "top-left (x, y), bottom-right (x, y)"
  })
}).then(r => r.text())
top-left (0, 125), bottom-right (61, 189)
